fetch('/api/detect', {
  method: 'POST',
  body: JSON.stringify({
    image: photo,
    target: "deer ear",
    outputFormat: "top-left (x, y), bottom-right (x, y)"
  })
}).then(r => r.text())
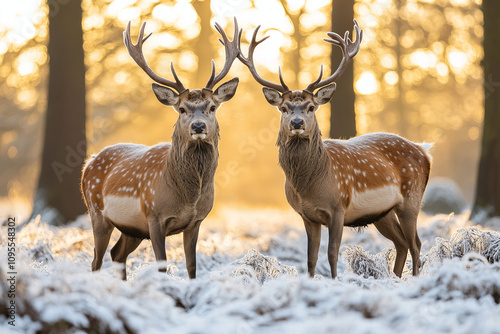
top-left (262, 87), bottom-right (283, 106)
top-left (152, 83), bottom-right (179, 106)
top-left (313, 83), bottom-right (336, 105)
top-left (213, 78), bottom-right (239, 104)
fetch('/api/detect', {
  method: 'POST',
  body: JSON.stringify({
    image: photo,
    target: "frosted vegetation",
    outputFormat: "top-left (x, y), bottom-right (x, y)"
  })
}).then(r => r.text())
top-left (422, 177), bottom-right (467, 215)
top-left (1, 209), bottom-right (500, 333)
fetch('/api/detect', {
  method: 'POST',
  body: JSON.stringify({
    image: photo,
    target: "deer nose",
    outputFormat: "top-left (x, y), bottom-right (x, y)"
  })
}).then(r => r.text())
top-left (191, 122), bottom-right (206, 134)
top-left (291, 119), bottom-right (304, 130)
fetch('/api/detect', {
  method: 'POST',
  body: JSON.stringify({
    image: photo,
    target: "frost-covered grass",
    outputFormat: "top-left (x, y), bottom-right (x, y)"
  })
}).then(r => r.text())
top-left (1, 209), bottom-right (500, 333)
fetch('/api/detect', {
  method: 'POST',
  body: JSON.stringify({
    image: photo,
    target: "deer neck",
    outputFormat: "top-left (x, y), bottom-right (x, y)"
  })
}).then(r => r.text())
top-left (167, 123), bottom-right (219, 201)
top-left (277, 121), bottom-right (329, 193)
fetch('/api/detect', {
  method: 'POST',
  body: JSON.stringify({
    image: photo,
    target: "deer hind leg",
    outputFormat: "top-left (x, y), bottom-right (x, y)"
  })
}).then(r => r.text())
top-left (303, 217), bottom-right (321, 277)
top-left (110, 233), bottom-right (143, 280)
top-left (183, 221), bottom-right (201, 279)
top-left (396, 201), bottom-right (421, 276)
top-left (373, 210), bottom-right (408, 277)
top-left (91, 213), bottom-right (114, 272)
top-left (416, 233), bottom-right (422, 268)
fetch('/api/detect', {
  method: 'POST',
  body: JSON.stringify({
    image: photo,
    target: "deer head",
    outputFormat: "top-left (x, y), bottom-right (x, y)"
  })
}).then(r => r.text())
top-left (238, 20), bottom-right (363, 143)
top-left (124, 19), bottom-right (241, 142)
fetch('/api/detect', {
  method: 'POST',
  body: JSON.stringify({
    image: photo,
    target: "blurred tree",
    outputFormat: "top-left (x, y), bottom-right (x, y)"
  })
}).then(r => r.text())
top-left (330, 0), bottom-right (356, 139)
top-left (192, 0), bottom-right (215, 87)
top-left (393, 0), bottom-right (407, 137)
top-left (31, 0), bottom-right (87, 224)
top-left (470, 0), bottom-right (500, 224)
top-left (282, 3), bottom-right (305, 89)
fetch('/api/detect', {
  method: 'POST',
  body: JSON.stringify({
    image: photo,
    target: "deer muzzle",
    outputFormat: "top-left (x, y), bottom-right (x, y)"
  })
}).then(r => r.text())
top-left (290, 118), bottom-right (305, 135)
top-left (191, 122), bottom-right (207, 140)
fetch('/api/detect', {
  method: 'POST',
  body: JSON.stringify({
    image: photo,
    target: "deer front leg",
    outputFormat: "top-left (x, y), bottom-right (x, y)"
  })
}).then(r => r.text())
top-left (327, 210), bottom-right (345, 279)
top-left (303, 217), bottom-right (321, 277)
top-left (183, 221), bottom-right (201, 279)
top-left (148, 217), bottom-right (167, 273)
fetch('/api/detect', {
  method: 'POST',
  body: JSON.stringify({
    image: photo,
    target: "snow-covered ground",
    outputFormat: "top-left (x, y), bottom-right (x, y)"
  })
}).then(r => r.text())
top-left (1, 209), bottom-right (500, 333)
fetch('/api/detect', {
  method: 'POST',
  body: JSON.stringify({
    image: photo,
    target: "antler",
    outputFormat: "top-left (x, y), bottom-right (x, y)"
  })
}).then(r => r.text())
top-left (304, 19), bottom-right (363, 94)
top-left (123, 21), bottom-right (187, 94)
top-left (238, 26), bottom-right (290, 94)
top-left (205, 17), bottom-right (242, 90)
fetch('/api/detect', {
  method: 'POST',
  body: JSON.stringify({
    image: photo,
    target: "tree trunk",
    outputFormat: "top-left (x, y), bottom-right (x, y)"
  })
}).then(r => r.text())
top-left (394, 0), bottom-right (408, 137)
top-left (330, 0), bottom-right (356, 139)
top-left (192, 0), bottom-right (215, 88)
top-left (32, 0), bottom-right (87, 225)
top-left (470, 0), bottom-right (500, 224)
top-left (283, 7), bottom-right (303, 89)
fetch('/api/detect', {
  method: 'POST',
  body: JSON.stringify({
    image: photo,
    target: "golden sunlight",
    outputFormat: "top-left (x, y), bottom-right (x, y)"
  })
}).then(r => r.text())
top-left (355, 71), bottom-right (379, 95)
top-left (0, 0), bottom-right (486, 211)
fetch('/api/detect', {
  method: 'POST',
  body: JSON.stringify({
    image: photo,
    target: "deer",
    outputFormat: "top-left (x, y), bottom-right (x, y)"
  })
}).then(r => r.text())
top-left (237, 19), bottom-right (432, 278)
top-left (81, 19), bottom-right (241, 280)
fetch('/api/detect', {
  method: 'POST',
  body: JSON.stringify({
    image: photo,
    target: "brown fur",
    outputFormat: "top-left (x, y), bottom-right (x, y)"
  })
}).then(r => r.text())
top-left (82, 82), bottom-right (237, 280)
top-left (272, 90), bottom-right (432, 278)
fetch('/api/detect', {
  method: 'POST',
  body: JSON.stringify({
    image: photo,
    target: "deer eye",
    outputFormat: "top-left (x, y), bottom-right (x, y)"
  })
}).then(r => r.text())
top-left (210, 105), bottom-right (216, 112)
top-left (308, 106), bottom-right (315, 112)
top-left (179, 107), bottom-right (186, 114)
top-left (281, 107), bottom-right (287, 113)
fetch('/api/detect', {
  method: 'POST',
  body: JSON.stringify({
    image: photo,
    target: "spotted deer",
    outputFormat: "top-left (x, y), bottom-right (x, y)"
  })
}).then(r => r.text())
top-left (238, 20), bottom-right (432, 278)
top-left (81, 19), bottom-right (241, 280)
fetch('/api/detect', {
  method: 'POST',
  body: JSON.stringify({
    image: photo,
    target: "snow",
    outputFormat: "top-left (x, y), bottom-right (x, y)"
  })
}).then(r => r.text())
top-left (1, 209), bottom-right (500, 333)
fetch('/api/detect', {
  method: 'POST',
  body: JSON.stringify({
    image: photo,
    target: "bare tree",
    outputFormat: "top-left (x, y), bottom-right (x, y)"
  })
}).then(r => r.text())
top-left (470, 0), bottom-right (500, 224)
top-left (330, 0), bottom-right (356, 139)
top-left (31, 0), bottom-right (87, 224)
top-left (192, 0), bottom-right (216, 87)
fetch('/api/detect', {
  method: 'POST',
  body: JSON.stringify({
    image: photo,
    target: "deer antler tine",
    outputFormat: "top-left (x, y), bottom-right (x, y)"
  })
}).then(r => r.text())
top-left (278, 67), bottom-right (290, 92)
top-left (256, 35), bottom-right (270, 46)
top-left (323, 38), bottom-right (342, 47)
top-left (305, 64), bottom-right (325, 93)
top-left (238, 28), bottom-right (243, 47)
top-left (143, 32), bottom-right (152, 43)
top-left (237, 24), bottom-right (290, 93)
top-left (204, 18), bottom-right (240, 90)
top-left (305, 20), bottom-right (363, 93)
top-left (124, 21), bottom-right (186, 93)
top-left (233, 17), bottom-right (239, 42)
top-left (344, 30), bottom-right (350, 44)
top-left (249, 25), bottom-right (261, 52)
top-left (207, 60), bottom-right (216, 87)
top-left (170, 62), bottom-right (183, 87)
top-left (215, 23), bottom-right (228, 45)
top-left (138, 21), bottom-right (147, 43)
top-left (326, 32), bottom-right (344, 42)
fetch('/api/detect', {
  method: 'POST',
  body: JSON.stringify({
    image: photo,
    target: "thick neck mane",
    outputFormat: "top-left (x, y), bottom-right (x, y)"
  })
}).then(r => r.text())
top-left (167, 121), bottom-right (219, 201)
top-left (277, 121), bottom-right (329, 192)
